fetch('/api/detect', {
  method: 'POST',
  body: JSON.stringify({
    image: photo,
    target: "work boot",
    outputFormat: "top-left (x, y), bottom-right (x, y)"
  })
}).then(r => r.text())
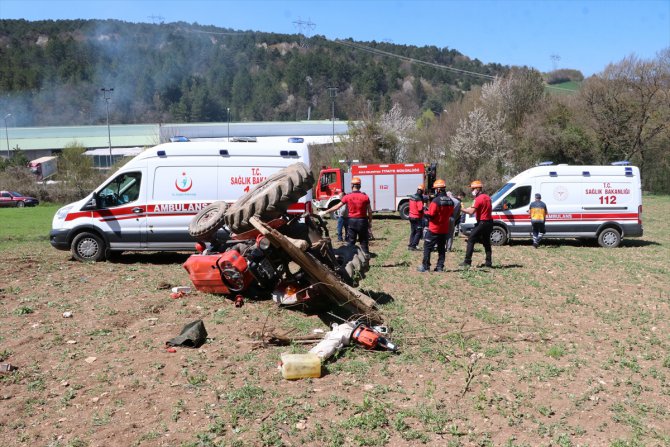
top-left (434, 266), bottom-right (444, 272)
top-left (458, 261), bottom-right (471, 269)
top-left (416, 265), bottom-right (429, 273)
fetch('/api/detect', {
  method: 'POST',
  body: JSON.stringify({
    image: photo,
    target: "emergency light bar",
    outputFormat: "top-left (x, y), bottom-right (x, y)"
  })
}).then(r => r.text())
top-left (611, 161), bottom-right (631, 166)
top-left (537, 161), bottom-right (554, 166)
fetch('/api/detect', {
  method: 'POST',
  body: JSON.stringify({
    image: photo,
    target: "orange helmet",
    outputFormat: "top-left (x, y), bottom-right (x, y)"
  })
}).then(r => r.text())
top-left (433, 179), bottom-right (446, 189)
top-left (470, 180), bottom-right (483, 189)
top-left (417, 184), bottom-right (425, 190)
top-left (351, 177), bottom-right (362, 185)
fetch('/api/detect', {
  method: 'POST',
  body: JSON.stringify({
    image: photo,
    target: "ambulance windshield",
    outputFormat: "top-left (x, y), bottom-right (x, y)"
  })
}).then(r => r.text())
top-left (490, 183), bottom-right (515, 203)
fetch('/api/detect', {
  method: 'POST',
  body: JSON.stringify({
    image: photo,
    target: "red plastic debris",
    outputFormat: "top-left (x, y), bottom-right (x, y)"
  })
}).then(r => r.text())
top-left (166, 347), bottom-right (177, 353)
top-left (234, 295), bottom-right (244, 307)
top-left (170, 291), bottom-right (186, 299)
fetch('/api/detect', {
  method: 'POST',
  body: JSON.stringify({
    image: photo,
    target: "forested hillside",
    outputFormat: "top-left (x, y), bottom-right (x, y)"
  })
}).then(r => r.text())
top-left (0, 19), bottom-right (506, 126)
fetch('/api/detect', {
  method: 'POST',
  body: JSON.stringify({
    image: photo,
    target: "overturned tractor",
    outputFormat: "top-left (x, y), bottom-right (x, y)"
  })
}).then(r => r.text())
top-left (182, 162), bottom-right (384, 325)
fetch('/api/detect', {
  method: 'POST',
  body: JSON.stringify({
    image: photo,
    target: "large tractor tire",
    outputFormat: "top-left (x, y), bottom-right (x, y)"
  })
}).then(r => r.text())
top-left (189, 202), bottom-right (229, 241)
top-left (334, 245), bottom-right (370, 286)
top-left (224, 163), bottom-right (314, 234)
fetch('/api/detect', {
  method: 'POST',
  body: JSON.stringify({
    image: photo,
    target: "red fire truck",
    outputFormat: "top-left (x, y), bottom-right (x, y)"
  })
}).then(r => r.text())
top-left (313, 163), bottom-right (437, 219)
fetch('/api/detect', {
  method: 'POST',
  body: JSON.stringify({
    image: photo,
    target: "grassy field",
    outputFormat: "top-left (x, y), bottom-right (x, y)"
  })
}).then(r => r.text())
top-left (546, 81), bottom-right (581, 95)
top-left (0, 196), bottom-right (668, 447)
top-left (0, 203), bottom-right (60, 247)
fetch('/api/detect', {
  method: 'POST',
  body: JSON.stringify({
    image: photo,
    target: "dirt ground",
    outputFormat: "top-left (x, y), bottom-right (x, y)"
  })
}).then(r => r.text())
top-left (1, 197), bottom-right (669, 447)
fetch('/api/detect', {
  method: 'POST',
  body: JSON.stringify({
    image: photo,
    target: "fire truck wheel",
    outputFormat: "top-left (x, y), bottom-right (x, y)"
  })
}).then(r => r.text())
top-left (398, 202), bottom-right (410, 220)
top-left (225, 163), bottom-right (314, 234)
top-left (189, 202), bottom-right (229, 241)
top-left (71, 231), bottom-right (106, 262)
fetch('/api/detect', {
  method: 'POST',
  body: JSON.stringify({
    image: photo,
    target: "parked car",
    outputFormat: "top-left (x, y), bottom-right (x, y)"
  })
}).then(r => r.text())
top-left (0, 190), bottom-right (40, 207)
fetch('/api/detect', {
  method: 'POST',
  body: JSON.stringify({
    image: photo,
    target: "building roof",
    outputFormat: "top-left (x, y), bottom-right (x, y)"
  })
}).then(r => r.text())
top-left (3, 121), bottom-right (350, 154)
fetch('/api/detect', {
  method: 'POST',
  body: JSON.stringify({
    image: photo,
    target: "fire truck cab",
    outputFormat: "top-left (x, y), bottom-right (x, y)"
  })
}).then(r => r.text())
top-left (314, 163), bottom-right (436, 219)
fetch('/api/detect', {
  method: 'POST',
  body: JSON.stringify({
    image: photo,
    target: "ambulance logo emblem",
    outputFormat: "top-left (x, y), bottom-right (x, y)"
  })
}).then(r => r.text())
top-left (175, 172), bottom-right (193, 192)
top-left (553, 186), bottom-right (568, 201)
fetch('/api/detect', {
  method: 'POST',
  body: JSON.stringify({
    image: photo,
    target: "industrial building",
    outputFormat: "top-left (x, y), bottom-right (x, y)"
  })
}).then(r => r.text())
top-left (2, 120), bottom-right (349, 168)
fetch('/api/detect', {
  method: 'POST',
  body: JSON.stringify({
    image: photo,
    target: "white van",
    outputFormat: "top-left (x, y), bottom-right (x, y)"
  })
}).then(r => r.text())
top-left (50, 139), bottom-right (311, 261)
top-left (460, 163), bottom-right (643, 248)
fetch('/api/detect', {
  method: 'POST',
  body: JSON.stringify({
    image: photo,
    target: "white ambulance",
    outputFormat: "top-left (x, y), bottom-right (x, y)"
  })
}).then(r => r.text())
top-left (50, 139), bottom-right (311, 261)
top-left (460, 163), bottom-right (643, 248)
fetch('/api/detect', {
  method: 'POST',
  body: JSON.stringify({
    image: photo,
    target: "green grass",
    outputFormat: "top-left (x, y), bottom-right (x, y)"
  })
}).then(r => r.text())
top-left (546, 80), bottom-right (582, 94)
top-left (0, 203), bottom-right (60, 247)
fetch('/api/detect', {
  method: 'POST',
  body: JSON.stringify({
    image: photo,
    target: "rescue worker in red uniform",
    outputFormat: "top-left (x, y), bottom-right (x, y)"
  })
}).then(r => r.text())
top-left (319, 177), bottom-right (372, 256)
top-left (460, 180), bottom-right (493, 268)
top-left (417, 179), bottom-right (454, 272)
top-left (407, 184), bottom-right (426, 251)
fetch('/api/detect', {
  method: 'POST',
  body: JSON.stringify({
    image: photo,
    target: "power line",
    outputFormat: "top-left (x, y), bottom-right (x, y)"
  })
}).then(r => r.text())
top-left (334, 39), bottom-right (576, 93)
top-left (335, 39), bottom-right (497, 80)
top-left (186, 29), bottom-right (253, 36)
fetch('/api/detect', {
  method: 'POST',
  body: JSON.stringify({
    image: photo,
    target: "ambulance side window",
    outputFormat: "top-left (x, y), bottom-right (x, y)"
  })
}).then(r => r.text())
top-left (502, 186), bottom-right (532, 210)
top-left (98, 172), bottom-right (142, 208)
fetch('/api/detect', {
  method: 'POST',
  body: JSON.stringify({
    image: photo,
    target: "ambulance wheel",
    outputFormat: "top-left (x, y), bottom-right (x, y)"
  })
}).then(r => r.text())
top-left (189, 202), bottom-right (229, 241)
top-left (71, 232), bottom-right (106, 262)
top-left (398, 202), bottom-right (410, 220)
top-left (490, 226), bottom-right (508, 246)
top-left (598, 227), bottom-right (621, 248)
top-left (225, 162), bottom-right (314, 234)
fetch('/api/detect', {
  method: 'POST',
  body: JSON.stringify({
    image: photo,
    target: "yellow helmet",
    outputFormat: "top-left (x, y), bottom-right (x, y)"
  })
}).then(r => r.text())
top-left (351, 177), bottom-right (362, 185)
top-left (470, 180), bottom-right (483, 189)
top-left (417, 184), bottom-right (425, 190)
top-left (433, 179), bottom-right (446, 189)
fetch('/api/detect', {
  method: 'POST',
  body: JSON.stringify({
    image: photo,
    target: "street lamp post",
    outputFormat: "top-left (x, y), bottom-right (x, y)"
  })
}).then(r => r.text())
top-left (227, 108), bottom-right (230, 142)
top-left (101, 88), bottom-right (114, 168)
top-left (327, 87), bottom-right (337, 150)
top-left (3, 113), bottom-right (11, 159)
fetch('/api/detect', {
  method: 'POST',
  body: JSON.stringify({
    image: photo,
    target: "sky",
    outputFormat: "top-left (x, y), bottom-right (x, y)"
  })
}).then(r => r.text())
top-left (0, 0), bottom-right (668, 77)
